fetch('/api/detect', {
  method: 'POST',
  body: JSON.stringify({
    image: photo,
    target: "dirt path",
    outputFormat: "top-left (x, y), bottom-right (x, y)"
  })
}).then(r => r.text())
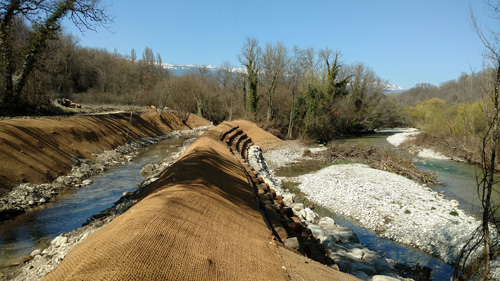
top-left (0, 110), bottom-right (208, 195)
top-left (36, 120), bottom-right (358, 281)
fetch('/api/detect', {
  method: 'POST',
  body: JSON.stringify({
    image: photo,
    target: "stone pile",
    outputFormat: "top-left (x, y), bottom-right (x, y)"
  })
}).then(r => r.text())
top-left (247, 145), bottom-right (409, 281)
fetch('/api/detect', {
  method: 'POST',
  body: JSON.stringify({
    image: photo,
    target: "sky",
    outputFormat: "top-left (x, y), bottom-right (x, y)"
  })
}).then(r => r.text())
top-left (62, 0), bottom-right (495, 90)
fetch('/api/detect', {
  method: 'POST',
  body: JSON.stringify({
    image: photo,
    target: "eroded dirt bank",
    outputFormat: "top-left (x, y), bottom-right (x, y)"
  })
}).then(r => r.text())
top-left (12, 120), bottom-right (361, 281)
top-left (0, 110), bottom-right (208, 194)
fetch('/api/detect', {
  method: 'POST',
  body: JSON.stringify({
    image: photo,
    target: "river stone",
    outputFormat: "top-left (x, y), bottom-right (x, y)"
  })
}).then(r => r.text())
top-left (140, 163), bottom-right (155, 178)
top-left (372, 275), bottom-right (400, 281)
top-left (289, 203), bottom-right (304, 213)
top-left (39, 198), bottom-right (47, 204)
top-left (26, 186), bottom-right (34, 193)
top-left (284, 237), bottom-right (300, 250)
top-left (51, 236), bottom-right (68, 248)
top-left (55, 176), bottom-right (72, 187)
top-left (351, 261), bottom-right (377, 276)
top-left (82, 179), bottom-right (93, 186)
top-left (283, 194), bottom-right (294, 205)
top-left (30, 249), bottom-right (41, 257)
top-left (28, 200), bottom-right (35, 206)
top-left (304, 207), bottom-right (318, 222)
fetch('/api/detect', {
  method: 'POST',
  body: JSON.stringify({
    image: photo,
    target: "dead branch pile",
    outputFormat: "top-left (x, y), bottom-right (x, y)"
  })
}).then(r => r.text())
top-left (320, 142), bottom-right (439, 184)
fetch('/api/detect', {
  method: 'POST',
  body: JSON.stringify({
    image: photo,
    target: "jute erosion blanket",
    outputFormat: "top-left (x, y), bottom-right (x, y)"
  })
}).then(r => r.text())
top-left (43, 123), bottom-right (288, 280)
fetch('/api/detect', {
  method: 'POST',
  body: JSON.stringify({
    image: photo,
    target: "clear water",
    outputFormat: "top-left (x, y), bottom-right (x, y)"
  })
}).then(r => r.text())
top-left (274, 131), bottom-right (487, 280)
top-left (415, 158), bottom-right (483, 218)
top-left (0, 135), bottom-right (190, 272)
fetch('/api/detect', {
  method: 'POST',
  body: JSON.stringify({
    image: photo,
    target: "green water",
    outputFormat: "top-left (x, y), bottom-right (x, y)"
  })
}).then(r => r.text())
top-left (273, 131), bottom-right (489, 280)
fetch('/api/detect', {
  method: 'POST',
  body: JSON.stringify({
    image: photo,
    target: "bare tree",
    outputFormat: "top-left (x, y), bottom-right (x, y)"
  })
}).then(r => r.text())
top-left (261, 41), bottom-right (288, 122)
top-left (217, 60), bottom-right (237, 121)
top-left (455, 1), bottom-right (500, 279)
top-left (238, 37), bottom-right (260, 116)
top-left (286, 46), bottom-right (307, 138)
top-left (0, 0), bottom-right (111, 109)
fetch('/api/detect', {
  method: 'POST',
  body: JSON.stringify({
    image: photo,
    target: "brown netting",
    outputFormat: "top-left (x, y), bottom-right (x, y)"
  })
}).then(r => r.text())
top-left (43, 122), bottom-right (289, 281)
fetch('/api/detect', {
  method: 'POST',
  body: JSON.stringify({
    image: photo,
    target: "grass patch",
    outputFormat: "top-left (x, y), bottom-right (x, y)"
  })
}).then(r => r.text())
top-left (404, 209), bottom-right (411, 214)
top-left (450, 210), bottom-right (459, 217)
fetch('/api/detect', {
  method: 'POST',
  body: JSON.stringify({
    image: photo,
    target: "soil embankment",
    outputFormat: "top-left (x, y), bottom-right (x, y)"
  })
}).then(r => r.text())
top-left (0, 110), bottom-right (208, 195)
top-left (38, 120), bottom-right (359, 281)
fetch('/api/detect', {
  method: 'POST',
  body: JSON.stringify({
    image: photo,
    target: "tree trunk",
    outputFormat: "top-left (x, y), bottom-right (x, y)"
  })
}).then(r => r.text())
top-left (287, 87), bottom-right (296, 139)
top-left (481, 64), bottom-right (500, 280)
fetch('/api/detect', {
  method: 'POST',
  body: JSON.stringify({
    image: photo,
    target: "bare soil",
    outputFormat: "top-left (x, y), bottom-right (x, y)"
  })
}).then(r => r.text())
top-left (0, 109), bottom-right (208, 195)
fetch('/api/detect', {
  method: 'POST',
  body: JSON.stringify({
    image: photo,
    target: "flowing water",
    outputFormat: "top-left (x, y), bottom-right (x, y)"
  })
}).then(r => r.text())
top-left (0, 134), bottom-right (192, 273)
top-left (274, 132), bottom-right (487, 280)
top-left (0, 130), bottom-right (484, 280)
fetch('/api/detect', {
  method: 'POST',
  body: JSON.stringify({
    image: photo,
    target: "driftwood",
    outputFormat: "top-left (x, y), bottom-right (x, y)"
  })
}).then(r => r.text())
top-left (321, 142), bottom-right (439, 184)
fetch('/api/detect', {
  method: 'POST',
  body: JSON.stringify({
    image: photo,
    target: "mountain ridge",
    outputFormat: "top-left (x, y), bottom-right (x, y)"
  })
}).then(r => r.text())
top-left (163, 63), bottom-right (405, 93)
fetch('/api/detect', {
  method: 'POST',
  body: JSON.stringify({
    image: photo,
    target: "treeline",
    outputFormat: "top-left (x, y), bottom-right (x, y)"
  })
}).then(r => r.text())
top-left (235, 37), bottom-right (405, 141)
top-left (395, 70), bottom-right (487, 105)
top-left (1, 18), bottom-right (405, 141)
top-left (397, 68), bottom-right (497, 161)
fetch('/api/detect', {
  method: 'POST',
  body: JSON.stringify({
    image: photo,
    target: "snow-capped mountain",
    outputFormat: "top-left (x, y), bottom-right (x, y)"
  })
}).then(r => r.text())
top-left (162, 63), bottom-right (244, 76)
top-left (384, 84), bottom-right (405, 93)
top-left (163, 63), bottom-right (405, 93)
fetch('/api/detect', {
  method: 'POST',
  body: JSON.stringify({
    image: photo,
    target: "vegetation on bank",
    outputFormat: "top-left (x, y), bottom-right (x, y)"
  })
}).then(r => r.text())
top-left (0, 1), bottom-right (405, 142)
top-left (315, 141), bottom-right (439, 184)
top-left (395, 69), bottom-right (499, 167)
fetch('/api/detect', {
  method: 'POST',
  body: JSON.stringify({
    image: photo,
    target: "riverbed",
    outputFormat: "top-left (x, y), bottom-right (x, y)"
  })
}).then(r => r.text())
top-left (266, 130), bottom-right (496, 280)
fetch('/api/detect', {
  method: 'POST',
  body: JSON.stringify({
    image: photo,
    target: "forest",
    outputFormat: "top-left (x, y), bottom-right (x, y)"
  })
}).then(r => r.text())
top-left (0, 19), bottom-right (407, 142)
top-left (0, 0), bottom-right (496, 149)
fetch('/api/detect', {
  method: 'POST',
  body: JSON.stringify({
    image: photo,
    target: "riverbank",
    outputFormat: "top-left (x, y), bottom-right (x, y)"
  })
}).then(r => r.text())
top-left (248, 145), bottom-right (417, 280)
top-left (6, 121), bottom-right (362, 281)
top-left (0, 110), bottom-right (210, 224)
top-left (384, 128), bottom-right (451, 161)
top-left (263, 130), bottom-right (500, 279)
top-left (294, 163), bottom-right (478, 264)
top-left (3, 127), bottom-right (205, 280)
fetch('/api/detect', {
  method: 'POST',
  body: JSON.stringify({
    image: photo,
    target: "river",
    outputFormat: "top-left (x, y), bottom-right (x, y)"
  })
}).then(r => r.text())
top-left (0, 134), bottom-right (193, 275)
top-left (0, 130), bottom-right (484, 280)
top-left (274, 131), bottom-right (485, 280)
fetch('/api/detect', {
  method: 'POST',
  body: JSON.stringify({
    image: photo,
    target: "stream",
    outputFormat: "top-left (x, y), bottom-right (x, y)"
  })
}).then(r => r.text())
top-left (275, 131), bottom-right (484, 280)
top-left (0, 129), bottom-right (484, 280)
top-left (0, 134), bottom-right (193, 274)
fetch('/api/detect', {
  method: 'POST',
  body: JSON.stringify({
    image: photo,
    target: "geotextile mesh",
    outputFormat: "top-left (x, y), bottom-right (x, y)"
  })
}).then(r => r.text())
top-left (43, 124), bottom-right (289, 281)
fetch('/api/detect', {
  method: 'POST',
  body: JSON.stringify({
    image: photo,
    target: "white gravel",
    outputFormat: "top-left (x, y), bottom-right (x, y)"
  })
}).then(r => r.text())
top-left (263, 141), bottom-right (326, 169)
top-left (386, 128), bottom-right (419, 147)
top-left (386, 128), bottom-right (451, 160)
top-left (296, 163), bottom-right (479, 264)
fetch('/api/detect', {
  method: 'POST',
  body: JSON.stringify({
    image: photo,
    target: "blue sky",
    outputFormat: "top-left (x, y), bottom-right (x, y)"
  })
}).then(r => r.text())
top-left (62, 0), bottom-right (493, 89)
